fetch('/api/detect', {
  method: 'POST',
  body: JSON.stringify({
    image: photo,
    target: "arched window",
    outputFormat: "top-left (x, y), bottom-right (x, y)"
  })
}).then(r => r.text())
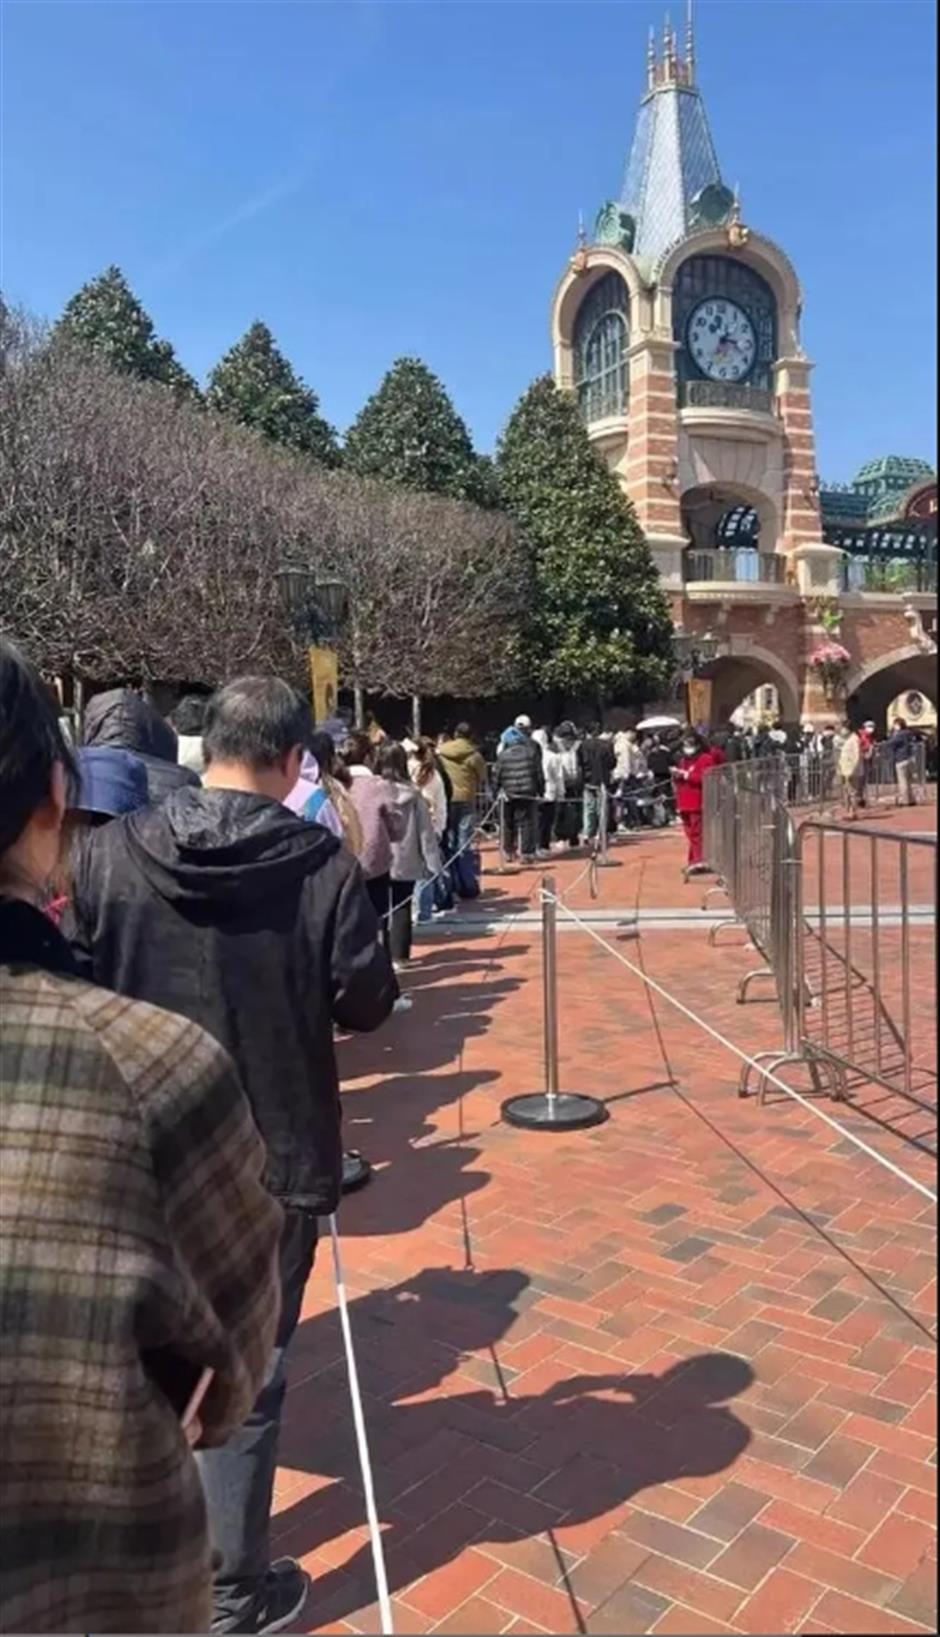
top-left (574, 272), bottom-right (629, 423)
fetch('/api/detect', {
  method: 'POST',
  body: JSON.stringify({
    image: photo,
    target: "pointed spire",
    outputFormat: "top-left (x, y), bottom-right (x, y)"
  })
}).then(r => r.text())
top-left (577, 209), bottom-right (587, 249)
top-left (685, 0), bottom-right (695, 83)
top-left (663, 12), bottom-right (675, 78)
top-left (647, 24), bottom-right (657, 89)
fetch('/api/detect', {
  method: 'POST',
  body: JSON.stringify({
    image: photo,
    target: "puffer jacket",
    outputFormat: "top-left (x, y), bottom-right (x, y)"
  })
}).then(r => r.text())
top-left (83, 690), bottom-right (199, 808)
top-left (495, 737), bottom-right (544, 799)
top-left (437, 737), bottom-right (487, 803)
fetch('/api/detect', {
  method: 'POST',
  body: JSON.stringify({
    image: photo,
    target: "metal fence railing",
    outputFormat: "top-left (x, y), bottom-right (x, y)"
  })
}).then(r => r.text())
top-left (705, 758), bottom-right (938, 1124)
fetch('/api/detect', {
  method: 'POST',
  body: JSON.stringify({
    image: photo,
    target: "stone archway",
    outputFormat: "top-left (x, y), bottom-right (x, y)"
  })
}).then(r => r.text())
top-left (846, 644), bottom-right (938, 728)
top-left (697, 640), bottom-right (802, 726)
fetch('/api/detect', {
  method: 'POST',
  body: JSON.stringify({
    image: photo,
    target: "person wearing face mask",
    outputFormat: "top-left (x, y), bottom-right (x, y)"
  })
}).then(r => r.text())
top-left (673, 730), bottom-right (712, 875)
top-left (0, 639), bottom-right (282, 1635)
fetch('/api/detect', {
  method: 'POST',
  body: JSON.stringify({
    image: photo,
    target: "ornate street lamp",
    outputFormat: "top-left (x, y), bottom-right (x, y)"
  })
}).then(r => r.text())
top-left (672, 627), bottom-right (722, 727)
top-left (276, 566), bottom-right (348, 727)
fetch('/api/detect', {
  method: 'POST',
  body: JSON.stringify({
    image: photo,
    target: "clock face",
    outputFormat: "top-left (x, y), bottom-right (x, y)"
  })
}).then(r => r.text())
top-left (688, 298), bottom-right (757, 382)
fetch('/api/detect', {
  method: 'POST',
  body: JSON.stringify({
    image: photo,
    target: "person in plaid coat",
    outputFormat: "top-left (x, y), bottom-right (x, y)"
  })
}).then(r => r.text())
top-left (0, 639), bottom-right (283, 1634)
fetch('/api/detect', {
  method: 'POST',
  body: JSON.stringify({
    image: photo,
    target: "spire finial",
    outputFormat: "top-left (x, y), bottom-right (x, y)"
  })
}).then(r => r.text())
top-left (663, 12), bottom-right (677, 81)
top-left (685, 0), bottom-right (695, 82)
top-left (577, 209), bottom-right (587, 249)
top-left (647, 24), bottom-right (656, 88)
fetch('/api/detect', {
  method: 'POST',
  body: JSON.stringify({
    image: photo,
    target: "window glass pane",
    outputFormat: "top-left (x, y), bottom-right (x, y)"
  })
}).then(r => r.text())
top-left (573, 272), bottom-right (630, 423)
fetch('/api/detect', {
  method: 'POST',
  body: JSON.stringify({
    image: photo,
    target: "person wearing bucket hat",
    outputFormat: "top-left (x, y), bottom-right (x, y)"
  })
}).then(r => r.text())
top-left (75, 747), bottom-right (149, 825)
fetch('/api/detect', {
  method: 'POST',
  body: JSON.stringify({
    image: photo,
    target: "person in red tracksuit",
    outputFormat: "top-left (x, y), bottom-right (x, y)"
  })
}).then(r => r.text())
top-left (674, 731), bottom-right (712, 873)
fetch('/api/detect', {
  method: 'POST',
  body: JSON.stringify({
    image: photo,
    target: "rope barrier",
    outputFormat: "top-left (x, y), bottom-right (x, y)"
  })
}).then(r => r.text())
top-left (542, 889), bottom-right (937, 1205)
top-left (377, 796), bottom-right (502, 928)
top-left (328, 1214), bottom-right (395, 1634)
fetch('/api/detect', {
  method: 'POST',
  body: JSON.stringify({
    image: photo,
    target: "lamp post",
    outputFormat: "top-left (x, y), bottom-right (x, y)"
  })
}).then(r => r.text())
top-left (276, 567), bottom-right (369, 1196)
top-left (276, 568), bottom-right (348, 726)
top-left (673, 626), bottom-right (721, 728)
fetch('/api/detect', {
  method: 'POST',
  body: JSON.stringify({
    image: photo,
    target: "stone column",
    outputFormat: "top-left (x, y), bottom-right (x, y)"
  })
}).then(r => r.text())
top-left (775, 356), bottom-right (824, 552)
top-left (623, 335), bottom-right (688, 587)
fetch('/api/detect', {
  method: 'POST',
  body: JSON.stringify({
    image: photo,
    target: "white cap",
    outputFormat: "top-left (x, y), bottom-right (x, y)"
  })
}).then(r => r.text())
top-left (515, 714), bottom-right (532, 730)
top-left (864, 720), bottom-right (876, 730)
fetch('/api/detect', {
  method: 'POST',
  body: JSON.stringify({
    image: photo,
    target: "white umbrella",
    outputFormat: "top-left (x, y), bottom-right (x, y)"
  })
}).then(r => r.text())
top-left (636, 714), bottom-right (681, 732)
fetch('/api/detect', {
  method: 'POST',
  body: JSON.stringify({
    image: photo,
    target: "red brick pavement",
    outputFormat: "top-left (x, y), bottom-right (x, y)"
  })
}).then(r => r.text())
top-left (275, 817), bottom-right (936, 1637)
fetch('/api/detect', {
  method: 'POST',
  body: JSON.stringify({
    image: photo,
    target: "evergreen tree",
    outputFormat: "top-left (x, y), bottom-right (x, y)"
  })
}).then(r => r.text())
top-left (56, 266), bottom-right (199, 398)
top-left (206, 321), bottom-right (340, 466)
top-left (344, 356), bottom-right (491, 503)
top-left (497, 376), bottom-right (674, 701)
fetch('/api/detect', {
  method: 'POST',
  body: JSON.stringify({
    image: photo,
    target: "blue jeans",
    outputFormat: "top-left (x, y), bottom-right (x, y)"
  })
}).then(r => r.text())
top-left (197, 1207), bottom-right (319, 1630)
top-left (582, 786), bottom-right (603, 842)
top-left (448, 801), bottom-right (480, 898)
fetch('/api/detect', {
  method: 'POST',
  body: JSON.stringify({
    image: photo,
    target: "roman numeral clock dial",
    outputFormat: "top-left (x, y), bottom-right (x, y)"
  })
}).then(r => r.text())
top-left (687, 298), bottom-right (757, 382)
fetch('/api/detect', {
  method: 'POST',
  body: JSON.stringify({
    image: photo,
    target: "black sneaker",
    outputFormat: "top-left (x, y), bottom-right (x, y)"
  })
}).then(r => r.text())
top-left (258, 1559), bottom-right (310, 1634)
top-left (212, 1559), bottom-right (311, 1635)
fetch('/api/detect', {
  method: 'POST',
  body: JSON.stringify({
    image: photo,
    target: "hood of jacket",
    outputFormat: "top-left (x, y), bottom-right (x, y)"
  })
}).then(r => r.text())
top-left (500, 726), bottom-right (525, 747)
top-left (121, 785), bottom-right (340, 911)
top-left (83, 689), bottom-right (178, 763)
top-left (438, 737), bottom-right (478, 764)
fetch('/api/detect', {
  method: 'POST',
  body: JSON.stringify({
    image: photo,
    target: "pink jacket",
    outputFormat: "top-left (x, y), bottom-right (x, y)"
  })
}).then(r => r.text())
top-left (346, 767), bottom-right (405, 879)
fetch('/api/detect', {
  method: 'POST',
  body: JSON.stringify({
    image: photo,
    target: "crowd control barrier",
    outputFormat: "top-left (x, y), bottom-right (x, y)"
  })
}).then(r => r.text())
top-left (706, 759), bottom-right (937, 1113)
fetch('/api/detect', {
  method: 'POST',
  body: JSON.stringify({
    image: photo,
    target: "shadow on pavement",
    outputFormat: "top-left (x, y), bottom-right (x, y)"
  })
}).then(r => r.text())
top-left (274, 1268), bottom-right (753, 1626)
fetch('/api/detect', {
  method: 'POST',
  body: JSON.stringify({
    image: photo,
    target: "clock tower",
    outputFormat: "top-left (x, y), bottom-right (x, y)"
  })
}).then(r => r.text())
top-left (551, 8), bottom-right (844, 724)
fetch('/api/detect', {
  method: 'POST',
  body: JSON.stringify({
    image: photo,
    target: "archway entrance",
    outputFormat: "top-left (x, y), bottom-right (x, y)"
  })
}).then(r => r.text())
top-left (681, 485), bottom-right (780, 584)
top-left (693, 648), bottom-right (801, 728)
top-left (848, 649), bottom-right (937, 729)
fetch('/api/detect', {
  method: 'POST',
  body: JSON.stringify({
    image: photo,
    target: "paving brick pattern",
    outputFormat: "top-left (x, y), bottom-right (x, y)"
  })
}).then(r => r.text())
top-left (275, 818), bottom-right (936, 1636)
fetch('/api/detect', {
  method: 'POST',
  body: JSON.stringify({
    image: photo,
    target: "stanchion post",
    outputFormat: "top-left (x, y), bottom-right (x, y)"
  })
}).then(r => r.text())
top-left (496, 792), bottom-right (508, 873)
top-left (501, 875), bottom-right (608, 1132)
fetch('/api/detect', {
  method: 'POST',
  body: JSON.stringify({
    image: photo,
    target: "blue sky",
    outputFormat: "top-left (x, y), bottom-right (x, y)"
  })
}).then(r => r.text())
top-left (2, 0), bottom-right (936, 479)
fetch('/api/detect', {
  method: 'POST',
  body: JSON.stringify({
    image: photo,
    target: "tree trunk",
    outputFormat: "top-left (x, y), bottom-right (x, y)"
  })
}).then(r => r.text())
top-left (411, 693), bottom-right (422, 739)
top-left (353, 682), bottom-right (365, 727)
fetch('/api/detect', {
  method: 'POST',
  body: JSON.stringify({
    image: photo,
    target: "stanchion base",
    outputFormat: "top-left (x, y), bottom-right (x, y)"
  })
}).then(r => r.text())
top-left (501, 1093), bottom-right (609, 1131)
top-left (341, 1151), bottom-right (372, 1193)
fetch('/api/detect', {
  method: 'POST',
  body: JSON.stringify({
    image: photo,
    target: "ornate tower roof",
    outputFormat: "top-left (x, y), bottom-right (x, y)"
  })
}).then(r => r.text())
top-left (611, 6), bottom-right (732, 271)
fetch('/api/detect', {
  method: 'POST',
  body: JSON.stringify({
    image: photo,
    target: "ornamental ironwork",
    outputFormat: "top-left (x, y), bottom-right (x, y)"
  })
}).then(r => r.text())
top-left (824, 523), bottom-right (937, 558)
top-left (574, 271), bottom-right (630, 423)
top-left (674, 254), bottom-right (777, 392)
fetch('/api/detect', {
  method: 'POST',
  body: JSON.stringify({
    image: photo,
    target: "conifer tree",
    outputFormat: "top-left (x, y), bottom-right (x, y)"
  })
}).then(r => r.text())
top-left (56, 266), bottom-right (198, 398)
top-left (344, 356), bottom-right (491, 503)
top-left (206, 321), bottom-right (340, 465)
top-left (497, 375), bottom-right (673, 700)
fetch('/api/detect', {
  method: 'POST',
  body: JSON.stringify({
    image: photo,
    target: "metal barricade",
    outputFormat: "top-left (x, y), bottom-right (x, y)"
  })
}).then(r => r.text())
top-left (795, 821), bottom-right (938, 1113)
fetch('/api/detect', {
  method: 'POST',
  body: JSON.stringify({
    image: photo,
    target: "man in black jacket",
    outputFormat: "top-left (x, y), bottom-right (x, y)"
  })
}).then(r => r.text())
top-left (66, 676), bottom-right (397, 1636)
top-left (577, 723), bottom-right (616, 843)
top-left (494, 716), bottom-right (544, 863)
top-left (82, 687), bottom-right (201, 806)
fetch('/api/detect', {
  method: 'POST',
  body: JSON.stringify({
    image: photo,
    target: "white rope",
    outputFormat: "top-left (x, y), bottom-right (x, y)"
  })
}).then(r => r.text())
top-left (378, 796), bottom-right (502, 927)
top-left (543, 890), bottom-right (938, 1205)
top-left (328, 1214), bottom-right (394, 1635)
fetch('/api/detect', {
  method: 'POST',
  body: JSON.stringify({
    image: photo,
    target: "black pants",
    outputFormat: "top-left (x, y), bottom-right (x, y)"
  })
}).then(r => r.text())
top-left (366, 872), bottom-right (392, 954)
top-left (502, 797), bottom-right (537, 860)
top-left (198, 1208), bottom-right (319, 1629)
top-left (538, 800), bottom-right (557, 851)
top-left (388, 879), bottom-right (415, 963)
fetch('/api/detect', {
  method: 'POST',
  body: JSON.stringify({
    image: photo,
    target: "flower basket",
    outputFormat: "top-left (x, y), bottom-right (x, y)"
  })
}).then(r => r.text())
top-left (809, 640), bottom-right (851, 700)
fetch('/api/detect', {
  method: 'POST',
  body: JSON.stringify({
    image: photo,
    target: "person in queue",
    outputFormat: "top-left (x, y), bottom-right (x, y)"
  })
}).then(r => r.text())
top-left (838, 719), bottom-right (864, 820)
top-left (437, 722), bottom-right (487, 899)
top-left (494, 714), bottom-right (544, 864)
top-left (376, 742), bottom-right (443, 966)
top-left (343, 728), bottom-right (406, 939)
top-left (64, 677), bottom-right (397, 1635)
top-left (578, 721), bottom-right (616, 844)
top-left (889, 715), bottom-right (919, 808)
top-left (82, 686), bottom-right (200, 806)
top-left (0, 640), bottom-right (282, 1635)
top-left (173, 692), bottom-right (209, 777)
top-left (673, 728), bottom-right (712, 874)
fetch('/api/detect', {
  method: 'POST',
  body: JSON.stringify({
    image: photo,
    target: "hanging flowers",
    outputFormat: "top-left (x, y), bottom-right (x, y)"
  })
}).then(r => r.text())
top-left (809, 639), bottom-right (851, 698)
